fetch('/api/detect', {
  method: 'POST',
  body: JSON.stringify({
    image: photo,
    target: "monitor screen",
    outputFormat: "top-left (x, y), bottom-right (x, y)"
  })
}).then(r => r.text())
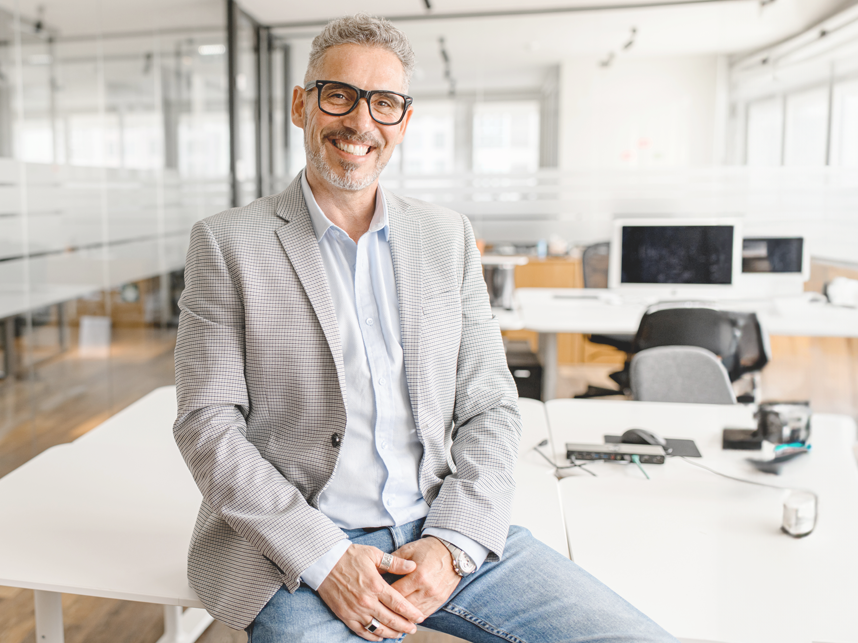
top-left (620, 225), bottom-right (735, 285)
top-left (742, 238), bottom-right (804, 274)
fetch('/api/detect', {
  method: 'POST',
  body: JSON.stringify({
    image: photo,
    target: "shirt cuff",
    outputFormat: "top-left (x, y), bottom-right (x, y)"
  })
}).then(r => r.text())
top-left (299, 539), bottom-right (352, 590)
top-left (422, 527), bottom-right (490, 571)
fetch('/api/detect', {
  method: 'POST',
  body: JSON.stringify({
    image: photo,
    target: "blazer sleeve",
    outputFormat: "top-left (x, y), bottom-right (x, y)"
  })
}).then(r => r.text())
top-left (422, 214), bottom-right (522, 561)
top-left (173, 219), bottom-right (347, 591)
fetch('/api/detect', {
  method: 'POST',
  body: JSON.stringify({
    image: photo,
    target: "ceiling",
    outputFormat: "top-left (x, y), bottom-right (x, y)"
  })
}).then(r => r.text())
top-left (0, 0), bottom-right (850, 51)
top-left (258, 0), bottom-right (856, 56)
top-left (0, 0), bottom-right (854, 96)
top-left (261, 0), bottom-right (858, 95)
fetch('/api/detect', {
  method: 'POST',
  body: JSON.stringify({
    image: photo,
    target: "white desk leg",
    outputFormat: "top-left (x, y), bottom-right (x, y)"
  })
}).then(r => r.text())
top-left (34, 590), bottom-right (64, 643)
top-left (157, 606), bottom-right (214, 643)
top-left (539, 332), bottom-right (558, 401)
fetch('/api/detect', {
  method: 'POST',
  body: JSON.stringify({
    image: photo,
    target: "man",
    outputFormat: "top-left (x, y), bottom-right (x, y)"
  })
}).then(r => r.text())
top-left (174, 14), bottom-right (678, 643)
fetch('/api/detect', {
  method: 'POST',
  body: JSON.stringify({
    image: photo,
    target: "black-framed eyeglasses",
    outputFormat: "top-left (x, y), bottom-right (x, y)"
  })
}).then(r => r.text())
top-left (304, 80), bottom-right (413, 126)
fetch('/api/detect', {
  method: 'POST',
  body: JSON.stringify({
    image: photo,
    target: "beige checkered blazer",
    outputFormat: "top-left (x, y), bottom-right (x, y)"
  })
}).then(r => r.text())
top-left (173, 173), bottom-right (521, 630)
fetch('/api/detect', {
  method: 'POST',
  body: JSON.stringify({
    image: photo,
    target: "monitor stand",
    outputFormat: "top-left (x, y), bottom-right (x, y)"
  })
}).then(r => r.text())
top-left (610, 286), bottom-right (738, 305)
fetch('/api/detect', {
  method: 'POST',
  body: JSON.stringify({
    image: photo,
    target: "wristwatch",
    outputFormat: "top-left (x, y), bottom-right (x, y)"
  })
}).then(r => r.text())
top-left (433, 537), bottom-right (477, 577)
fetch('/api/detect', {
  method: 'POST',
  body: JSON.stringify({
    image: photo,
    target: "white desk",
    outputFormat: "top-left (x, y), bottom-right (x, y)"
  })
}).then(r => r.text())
top-left (0, 391), bottom-right (213, 643)
top-left (545, 398), bottom-right (858, 643)
top-left (514, 288), bottom-right (858, 399)
top-left (0, 387), bottom-right (567, 642)
top-left (513, 398), bottom-right (569, 559)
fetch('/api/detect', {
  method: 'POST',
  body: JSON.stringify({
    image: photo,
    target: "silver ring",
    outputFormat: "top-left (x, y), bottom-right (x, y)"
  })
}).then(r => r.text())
top-left (364, 617), bottom-right (381, 634)
top-left (378, 552), bottom-right (393, 574)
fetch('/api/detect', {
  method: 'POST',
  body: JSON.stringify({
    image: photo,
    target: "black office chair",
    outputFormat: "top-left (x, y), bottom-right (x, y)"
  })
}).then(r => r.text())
top-left (576, 303), bottom-right (769, 400)
top-left (607, 303), bottom-right (739, 390)
top-left (636, 303), bottom-right (739, 362)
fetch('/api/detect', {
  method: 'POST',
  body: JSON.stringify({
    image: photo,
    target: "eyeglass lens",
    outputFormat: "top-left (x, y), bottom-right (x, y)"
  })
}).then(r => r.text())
top-left (319, 83), bottom-right (406, 123)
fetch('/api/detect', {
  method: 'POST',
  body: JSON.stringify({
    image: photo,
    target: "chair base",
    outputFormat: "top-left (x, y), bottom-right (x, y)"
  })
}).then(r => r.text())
top-left (574, 385), bottom-right (625, 399)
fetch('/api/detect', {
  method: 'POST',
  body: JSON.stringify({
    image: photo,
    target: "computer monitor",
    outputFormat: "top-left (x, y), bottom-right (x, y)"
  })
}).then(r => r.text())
top-left (742, 237), bottom-right (808, 280)
top-left (608, 218), bottom-right (743, 294)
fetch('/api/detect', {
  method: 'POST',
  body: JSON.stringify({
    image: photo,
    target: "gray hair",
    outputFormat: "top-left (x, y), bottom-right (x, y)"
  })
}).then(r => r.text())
top-left (304, 14), bottom-right (415, 90)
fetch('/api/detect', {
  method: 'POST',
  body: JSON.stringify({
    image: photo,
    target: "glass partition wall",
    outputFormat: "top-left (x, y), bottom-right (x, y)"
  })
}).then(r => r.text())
top-left (228, 3), bottom-right (291, 206)
top-left (0, 6), bottom-right (236, 476)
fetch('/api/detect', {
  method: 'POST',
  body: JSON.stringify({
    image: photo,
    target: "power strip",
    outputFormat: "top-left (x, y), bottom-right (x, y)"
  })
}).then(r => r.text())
top-left (566, 442), bottom-right (666, 464)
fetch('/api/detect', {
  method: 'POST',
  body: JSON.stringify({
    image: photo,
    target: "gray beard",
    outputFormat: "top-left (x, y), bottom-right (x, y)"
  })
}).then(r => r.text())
top-left (305, 140), bottom-right (388, 191)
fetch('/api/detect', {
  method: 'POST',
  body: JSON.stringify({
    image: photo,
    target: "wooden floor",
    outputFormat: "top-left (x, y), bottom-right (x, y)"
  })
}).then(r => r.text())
top-left (0, 326), bottom-right (178, 479)
top-left (0, 326), bottom-right (856, 643)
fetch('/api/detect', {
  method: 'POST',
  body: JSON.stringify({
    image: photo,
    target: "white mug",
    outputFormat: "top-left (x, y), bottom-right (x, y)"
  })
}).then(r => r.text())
top-left (782, 491), bottom-right (816, 537)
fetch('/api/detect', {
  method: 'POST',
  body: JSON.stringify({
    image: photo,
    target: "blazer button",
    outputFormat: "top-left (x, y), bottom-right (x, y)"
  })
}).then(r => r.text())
top-left (331, 433), bottom-right (342, 447)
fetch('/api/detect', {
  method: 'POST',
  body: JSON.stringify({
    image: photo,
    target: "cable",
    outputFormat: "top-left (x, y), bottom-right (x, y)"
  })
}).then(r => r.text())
top-left (532, 440), bottom-right (597, 477)
top-left (631, 454), bottom-right (650, 480)
top-left (677, 456), bottom-right (819, 537)
top-left (677, 456), bottom-right (817, 498)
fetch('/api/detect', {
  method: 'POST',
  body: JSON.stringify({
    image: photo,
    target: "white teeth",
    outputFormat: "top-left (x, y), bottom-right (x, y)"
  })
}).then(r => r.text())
top-left (334, 140), bottom-right (370, 156)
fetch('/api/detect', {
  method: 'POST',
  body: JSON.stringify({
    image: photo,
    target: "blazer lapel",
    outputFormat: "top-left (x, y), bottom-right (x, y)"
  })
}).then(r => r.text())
top-left (273, 174), bottom-right (347, 410)
top-left (387, 193), bottom-right (422, 435)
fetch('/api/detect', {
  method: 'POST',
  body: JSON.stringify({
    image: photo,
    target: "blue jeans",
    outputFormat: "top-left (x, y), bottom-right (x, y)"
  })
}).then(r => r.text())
top-left (248, 519), bottom-right (678, 643)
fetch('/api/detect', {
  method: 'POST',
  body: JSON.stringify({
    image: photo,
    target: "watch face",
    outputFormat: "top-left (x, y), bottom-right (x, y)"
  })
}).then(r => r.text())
top-left (458, 553), bottom-right (476, 575)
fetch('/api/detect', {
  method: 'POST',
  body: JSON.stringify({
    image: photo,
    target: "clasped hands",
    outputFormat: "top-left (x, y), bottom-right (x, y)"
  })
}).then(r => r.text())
top-left (317, 536), bottom-right (461, 641)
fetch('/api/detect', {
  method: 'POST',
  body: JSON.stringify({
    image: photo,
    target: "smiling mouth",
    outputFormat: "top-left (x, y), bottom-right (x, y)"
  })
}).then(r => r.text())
top-left (331, 138), bottom-right (372, 157)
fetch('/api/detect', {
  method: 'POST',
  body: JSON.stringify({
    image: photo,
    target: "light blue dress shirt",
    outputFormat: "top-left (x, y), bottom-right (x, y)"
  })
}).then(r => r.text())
top-left (298, 171), bottom-right (489, 590)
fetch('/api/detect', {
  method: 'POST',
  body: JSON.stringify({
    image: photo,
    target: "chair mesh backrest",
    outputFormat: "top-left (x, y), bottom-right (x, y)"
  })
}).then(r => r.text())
top-left (631, 346), bottom-right (737, 405)
top-left (634, 306), bottom-right (740, 375)
top-left (582, 242), bottom-right (610, 289)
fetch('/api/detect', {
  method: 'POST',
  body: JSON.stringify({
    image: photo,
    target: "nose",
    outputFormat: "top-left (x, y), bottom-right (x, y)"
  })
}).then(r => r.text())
top-left (340, 96), bottom-right (376, 132)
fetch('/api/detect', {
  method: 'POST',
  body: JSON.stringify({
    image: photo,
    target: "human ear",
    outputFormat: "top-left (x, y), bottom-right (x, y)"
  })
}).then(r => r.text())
top-left (290, 85), bottom-right (306, 129)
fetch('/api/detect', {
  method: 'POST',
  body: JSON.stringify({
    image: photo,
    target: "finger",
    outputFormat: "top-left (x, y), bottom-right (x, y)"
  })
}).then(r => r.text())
top-left (378, 583), bottom-right (425, 624)
top-left (390, 543), bottom-right (411, 558)
top-left (382, 553), bottom-right (417, 575)
top-left (348, 620), bottom-right (383, 642)
top-left (373, 547), bottom-right (416, 574)
top-left (371, 602), bottom-right (419, 638)
top-left (390, 573), bottom-right (418, 598)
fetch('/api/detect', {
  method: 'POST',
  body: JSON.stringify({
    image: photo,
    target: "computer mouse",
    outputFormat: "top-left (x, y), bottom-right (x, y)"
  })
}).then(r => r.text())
top-left (621, 428), bottom-right (668, 448)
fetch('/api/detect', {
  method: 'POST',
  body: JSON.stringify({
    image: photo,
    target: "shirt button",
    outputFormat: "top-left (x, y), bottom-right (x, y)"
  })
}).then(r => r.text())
top-left (379, 440), bottom-right (387, 450)
top-left (365, 318), bottom-right (374, 326)
top-left (330, 433), bottom-right (342, 447)
top-left (378, 377), bottom-right (386, 385)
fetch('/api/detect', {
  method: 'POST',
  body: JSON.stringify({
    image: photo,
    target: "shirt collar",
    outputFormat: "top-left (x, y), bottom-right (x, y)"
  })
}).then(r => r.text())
top-left (300, 169), bottom-right (389, 243)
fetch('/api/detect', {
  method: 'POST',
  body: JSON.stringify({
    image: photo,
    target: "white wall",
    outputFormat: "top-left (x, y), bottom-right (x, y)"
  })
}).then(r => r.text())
top-left (558, 56), bottom-right (722, 170)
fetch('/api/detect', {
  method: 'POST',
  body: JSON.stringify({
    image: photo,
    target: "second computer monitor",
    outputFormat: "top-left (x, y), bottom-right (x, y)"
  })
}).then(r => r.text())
top-left (742, 237), bottom-right (808, 279)
top-left (608, 218), bottom-right (743, 291)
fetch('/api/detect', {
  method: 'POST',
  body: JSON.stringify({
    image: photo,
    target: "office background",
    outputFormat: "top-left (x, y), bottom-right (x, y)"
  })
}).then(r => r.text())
top-left (0, 2), bottom-right (857, 640)
top-left (2, 0), bottom-right (858, 472)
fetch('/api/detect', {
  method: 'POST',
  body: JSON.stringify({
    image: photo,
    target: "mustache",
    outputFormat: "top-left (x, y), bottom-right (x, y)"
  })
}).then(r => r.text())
top-left (325, 128), bottom-right (383, 149)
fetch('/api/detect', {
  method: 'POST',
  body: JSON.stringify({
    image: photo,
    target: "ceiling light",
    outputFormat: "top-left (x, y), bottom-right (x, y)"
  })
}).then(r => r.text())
top-left (198, 44), bottom-right (226, 56)
top-left (438, 37), bottom-right (455, 97)
top-left (623, 27), bottom-right (637, 51)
